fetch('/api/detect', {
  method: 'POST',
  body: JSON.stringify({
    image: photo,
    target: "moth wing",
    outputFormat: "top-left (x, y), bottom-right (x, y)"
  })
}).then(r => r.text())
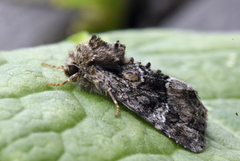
top-left (95, 64), bottom-right (207, 152)
top-left (160, 77), bottom-right (207, 152)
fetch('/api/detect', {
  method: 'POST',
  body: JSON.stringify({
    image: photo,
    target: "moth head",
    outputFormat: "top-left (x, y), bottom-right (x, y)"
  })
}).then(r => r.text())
top-left (63, 65), bottom-right (79, 81)
top-left (64, 49), bottom-right (83, 80)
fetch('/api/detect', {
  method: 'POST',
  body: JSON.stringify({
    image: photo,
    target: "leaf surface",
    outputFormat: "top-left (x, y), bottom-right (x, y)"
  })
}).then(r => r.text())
top-left (1, 29), bottom-right (240, 161)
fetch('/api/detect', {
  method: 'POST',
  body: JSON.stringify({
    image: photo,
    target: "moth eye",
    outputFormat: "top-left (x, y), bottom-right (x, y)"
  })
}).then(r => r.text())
top-left (68, 65), bottom-right (79, 76)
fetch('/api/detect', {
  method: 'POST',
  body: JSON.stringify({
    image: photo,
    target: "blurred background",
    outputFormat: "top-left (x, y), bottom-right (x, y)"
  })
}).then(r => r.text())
top-left (1, 0), bottom-right (240, 51)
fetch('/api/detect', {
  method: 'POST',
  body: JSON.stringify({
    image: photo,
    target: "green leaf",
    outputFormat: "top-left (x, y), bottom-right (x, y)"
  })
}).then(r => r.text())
top-left (1, 29), bottom-right (240, 161)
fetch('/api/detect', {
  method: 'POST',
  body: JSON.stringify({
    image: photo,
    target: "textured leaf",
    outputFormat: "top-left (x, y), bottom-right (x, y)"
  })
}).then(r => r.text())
top-left (0, 29), bottom-right (240, 161)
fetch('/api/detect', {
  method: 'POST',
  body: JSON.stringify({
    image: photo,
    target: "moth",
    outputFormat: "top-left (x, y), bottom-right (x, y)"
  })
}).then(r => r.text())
top-left (42, 35), bottom-right (208, 152)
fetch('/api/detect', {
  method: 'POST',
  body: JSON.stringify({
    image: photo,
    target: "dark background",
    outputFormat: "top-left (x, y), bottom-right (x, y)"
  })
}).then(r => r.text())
top-left (1, 0), bottom-right (240, 51)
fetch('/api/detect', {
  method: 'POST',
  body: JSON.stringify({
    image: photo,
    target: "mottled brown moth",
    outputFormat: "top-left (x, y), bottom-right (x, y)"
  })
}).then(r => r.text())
top-left (42, 35), bottom-right (208, 152)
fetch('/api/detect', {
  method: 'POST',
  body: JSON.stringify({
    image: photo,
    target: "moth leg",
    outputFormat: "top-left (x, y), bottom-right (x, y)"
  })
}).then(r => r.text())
top-left (108, 88), bottom-right (120, 117)
top-left (46, 73), bottom-right (79, 87)
top-left (41, 62), bottom-right (64, 69)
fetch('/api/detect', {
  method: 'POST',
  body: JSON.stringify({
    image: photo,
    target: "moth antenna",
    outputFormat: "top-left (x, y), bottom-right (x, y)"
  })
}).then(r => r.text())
top-left (108, 88), bottom-right (120, 117)
top-left (41, 62), bottom-right (64, 69)
top-left (46, 72), bottom-right (79, 87)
